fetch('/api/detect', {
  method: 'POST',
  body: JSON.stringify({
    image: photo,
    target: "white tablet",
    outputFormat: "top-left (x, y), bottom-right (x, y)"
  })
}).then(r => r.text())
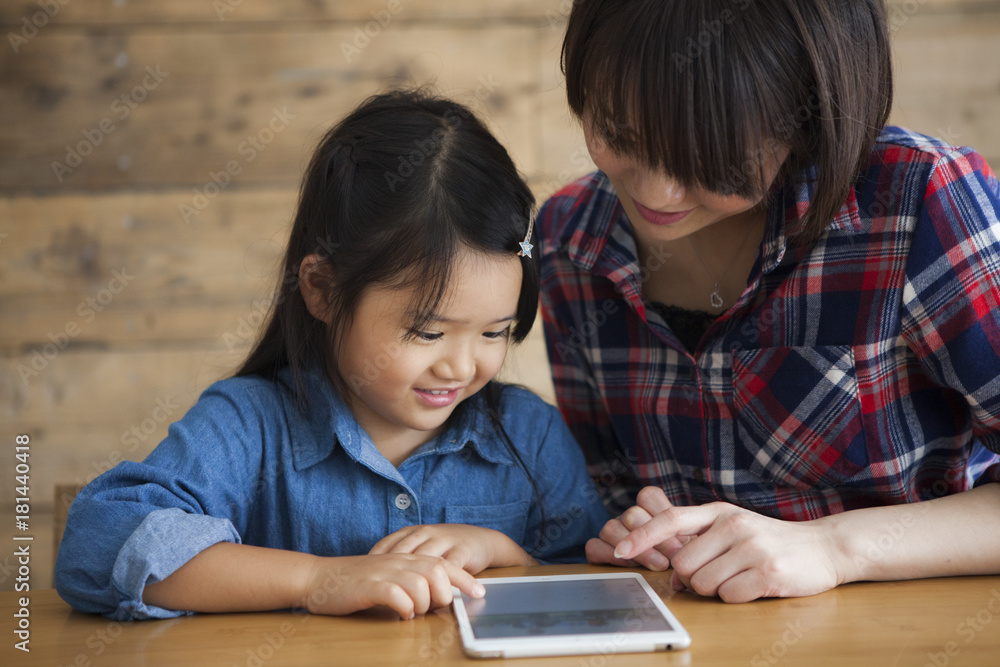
top-left (451, 572), bottom-right (691, 659)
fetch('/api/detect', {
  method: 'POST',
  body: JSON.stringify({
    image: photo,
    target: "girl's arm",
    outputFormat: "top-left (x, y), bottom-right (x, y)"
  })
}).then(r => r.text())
top-left (54, 381), bottom-right (268, 620)
top-left (144, 541), bottom-right (485, 619)
top-left (603, 484), bottom-right (1000, 602)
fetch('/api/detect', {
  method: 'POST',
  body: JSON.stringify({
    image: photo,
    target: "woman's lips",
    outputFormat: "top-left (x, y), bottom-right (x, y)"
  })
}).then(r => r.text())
top-left (632, 199), bottom-right (694, 226)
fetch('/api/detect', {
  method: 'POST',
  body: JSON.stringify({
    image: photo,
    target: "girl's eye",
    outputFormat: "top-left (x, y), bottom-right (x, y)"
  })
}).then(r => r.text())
top-left (413, 331), bottom-right (442, 342)
top-left (483, 327), bottom-right (511, 340)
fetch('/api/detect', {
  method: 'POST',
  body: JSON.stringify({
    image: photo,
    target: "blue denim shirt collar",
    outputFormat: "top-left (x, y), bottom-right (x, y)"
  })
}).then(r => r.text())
top-left (286, 367), bottom-right (516, 473)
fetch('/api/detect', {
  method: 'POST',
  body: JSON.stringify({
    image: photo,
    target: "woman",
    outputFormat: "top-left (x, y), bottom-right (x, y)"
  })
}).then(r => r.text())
top-left (539, 0), bottom-right (1000, 602)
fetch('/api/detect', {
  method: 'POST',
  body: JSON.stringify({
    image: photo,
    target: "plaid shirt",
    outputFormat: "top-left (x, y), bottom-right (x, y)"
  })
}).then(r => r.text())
top-left (539, 126), bottom-right (1000, 520)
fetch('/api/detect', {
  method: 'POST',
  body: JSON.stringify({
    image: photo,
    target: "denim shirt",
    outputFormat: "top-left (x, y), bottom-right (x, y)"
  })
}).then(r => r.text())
top-left (54, 369), bottom-right (608, 620)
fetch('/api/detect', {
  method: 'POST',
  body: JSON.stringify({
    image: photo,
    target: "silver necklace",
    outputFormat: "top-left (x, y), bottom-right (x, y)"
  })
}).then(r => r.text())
top-left (689, 219), bottom-right (760, 309)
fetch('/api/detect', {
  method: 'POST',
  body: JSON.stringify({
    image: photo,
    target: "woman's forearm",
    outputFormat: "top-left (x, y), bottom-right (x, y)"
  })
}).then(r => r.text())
top-left (824, 483), bottom-right (1000, 584)
top-left (143, 542), bottom-right (318, 613)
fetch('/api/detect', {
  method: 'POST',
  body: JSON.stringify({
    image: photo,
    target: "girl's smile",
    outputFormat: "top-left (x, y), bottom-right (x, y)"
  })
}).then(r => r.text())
top-left (334, 246), bottom-right (523, 464)
top-left (413, 386), bottom-right (463, 407)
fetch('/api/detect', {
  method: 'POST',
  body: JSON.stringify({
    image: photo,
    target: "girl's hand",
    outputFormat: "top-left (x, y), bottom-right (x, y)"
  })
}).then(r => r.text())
top-left (613, 487), bottom-right (843, 603)
top-left (585, 486), bottom-right (686, 571)
top-left (369, 524), bottom-right (536, 573)
top-left (301, 553), bottom-right (484, 619)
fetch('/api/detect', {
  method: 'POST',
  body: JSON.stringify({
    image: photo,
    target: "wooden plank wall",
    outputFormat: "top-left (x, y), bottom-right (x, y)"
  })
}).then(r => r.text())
top-left (1, 0), bottom-right (999, 589)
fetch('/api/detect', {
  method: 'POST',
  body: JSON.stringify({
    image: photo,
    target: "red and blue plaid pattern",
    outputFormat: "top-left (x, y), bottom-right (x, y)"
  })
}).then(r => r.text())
top-left (539, 127), bottom-right (1000, 521)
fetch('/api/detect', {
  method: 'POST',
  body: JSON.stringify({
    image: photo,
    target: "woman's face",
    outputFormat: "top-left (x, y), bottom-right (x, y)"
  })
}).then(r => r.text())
top-left (581, 112), bottom-right (787, 246)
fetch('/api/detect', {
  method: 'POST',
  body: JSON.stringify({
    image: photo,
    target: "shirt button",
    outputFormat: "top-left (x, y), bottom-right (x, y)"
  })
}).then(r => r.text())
top-left (692, 468), bottom-right (705, 482)
top-left (394, 493), bottom-right (412, 510)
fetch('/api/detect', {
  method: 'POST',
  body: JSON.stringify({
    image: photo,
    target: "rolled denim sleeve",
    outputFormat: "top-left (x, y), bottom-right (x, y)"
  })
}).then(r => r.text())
top-left (55, 380), bottom-right (269, 619)
top-left (107, 509), bottom-right (241, 620)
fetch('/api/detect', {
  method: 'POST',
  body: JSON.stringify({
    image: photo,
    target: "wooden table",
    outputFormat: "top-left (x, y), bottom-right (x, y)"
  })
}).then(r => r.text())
top-left (3, 564), bottom-right (999, 666)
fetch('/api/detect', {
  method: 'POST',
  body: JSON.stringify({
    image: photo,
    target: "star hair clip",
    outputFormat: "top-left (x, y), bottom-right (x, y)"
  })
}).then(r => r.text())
top-left (517, 213), bottom-right (535, 258)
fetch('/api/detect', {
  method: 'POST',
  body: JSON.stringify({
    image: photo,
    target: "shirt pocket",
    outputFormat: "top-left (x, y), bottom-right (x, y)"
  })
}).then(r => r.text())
top-left (445, 500), bottom-right (530, 545)
top-left (732, 345), bottom-right (869, 490)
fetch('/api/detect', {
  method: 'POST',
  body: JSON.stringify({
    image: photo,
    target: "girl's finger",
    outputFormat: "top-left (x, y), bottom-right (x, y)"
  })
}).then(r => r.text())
top-left (636, 486), bottom-right (674, 515)
top-left (370, 580), bottom-right (417, 620)
top-left (585, 537), bottom-right (638, 567)
top-left (615, 504), bottom-right (724, 560)
top-left (411, 539), bottom-right (451, 559)
top-left (620, 505), bottom-right (653, 530)
top-left (598, 517), bottom-right (630, 545)
top-left (601, 514), bottom-right (675, 570)
top-left (368, 530), bottom-right (410, 555)
top-left (381, 531), bottom-right (434, 556)
top-left (396, 569), bottom-right (432, 616)
top-left (436, 557), bottom-right (485, 600)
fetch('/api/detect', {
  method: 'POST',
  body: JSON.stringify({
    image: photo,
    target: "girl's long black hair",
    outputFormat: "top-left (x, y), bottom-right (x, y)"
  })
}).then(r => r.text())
top-left (234, 89), bottom-right (547, 551)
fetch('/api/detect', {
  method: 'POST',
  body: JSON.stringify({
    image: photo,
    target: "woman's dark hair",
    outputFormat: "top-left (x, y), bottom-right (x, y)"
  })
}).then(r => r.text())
top-left (236, 88), bottom-right (538, 402)
top-left (562, 0), bottom-right (893, 240)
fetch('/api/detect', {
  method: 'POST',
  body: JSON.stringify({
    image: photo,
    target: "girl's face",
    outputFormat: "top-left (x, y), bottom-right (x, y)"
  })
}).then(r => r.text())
top-left (582, 113), bottom-right (787, 246)
top-left (336, 247), bottom-right (522, 456)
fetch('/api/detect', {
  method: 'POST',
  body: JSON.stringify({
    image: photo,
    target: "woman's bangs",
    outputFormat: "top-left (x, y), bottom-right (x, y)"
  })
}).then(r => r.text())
top-left (575, 0), bottom-right (780, 201)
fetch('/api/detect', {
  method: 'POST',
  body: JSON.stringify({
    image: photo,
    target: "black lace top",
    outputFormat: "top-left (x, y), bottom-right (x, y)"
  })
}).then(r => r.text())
top-left (650, 302), bottom-right (718, 353)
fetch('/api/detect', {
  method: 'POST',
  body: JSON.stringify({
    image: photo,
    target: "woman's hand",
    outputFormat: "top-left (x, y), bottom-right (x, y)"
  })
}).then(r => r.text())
top-left (612, 487), bottom-right (843, 603)
top-left (301, 553), bottom-right (485, 619)
top-left (586, 486), bottom-right (687, 571)
top-left (370, 524), bottom-right (536, 573)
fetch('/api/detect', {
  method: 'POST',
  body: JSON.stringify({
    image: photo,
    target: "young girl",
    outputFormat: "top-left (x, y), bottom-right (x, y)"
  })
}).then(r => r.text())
top-left (541, 0), bottom-right (1000, 602)
top-left (55, 89), bottom-right (608, 621)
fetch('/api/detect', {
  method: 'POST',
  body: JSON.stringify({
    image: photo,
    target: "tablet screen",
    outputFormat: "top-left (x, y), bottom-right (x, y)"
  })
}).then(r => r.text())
top-left (460, 576), bottom-right (675, 639)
